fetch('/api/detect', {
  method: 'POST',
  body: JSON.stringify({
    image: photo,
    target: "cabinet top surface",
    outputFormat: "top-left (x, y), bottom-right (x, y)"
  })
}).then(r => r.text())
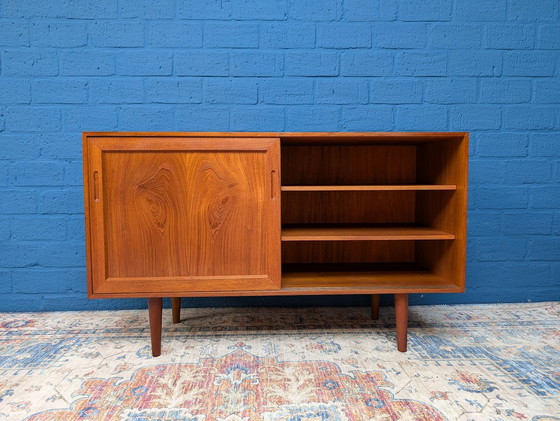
top-left (83, 131), bottom-right (468, 140)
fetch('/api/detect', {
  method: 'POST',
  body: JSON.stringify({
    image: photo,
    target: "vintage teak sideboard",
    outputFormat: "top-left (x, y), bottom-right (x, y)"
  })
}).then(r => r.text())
top-left (82, 132), bottom-right (468, 356)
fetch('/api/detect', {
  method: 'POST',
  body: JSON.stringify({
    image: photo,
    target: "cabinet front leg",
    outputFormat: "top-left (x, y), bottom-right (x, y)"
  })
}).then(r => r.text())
top-left (394, 293), bottom-right (408, 352)
top-left (171, 297), bottom-right (181, 324)
top-left (148, 298), bottom-right (163, 357)
top-left (370, 294), bottom-right (380, 320)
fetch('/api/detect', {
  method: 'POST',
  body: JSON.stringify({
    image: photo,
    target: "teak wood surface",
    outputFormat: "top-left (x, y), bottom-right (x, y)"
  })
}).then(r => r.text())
top-left (84, 132), bottom-right (468, 355)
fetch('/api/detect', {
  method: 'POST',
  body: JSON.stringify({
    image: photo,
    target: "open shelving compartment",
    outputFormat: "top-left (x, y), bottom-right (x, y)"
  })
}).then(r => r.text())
top-left (279, 133), bottom-right (468, 294)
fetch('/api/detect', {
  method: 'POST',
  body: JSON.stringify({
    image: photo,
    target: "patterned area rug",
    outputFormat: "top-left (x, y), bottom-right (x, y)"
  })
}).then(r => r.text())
top-left (0, 302), bottom-right (558, 420)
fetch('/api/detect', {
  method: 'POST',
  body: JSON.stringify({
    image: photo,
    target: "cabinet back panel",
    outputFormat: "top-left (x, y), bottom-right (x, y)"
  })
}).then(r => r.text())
top-left (103, 151), bottom-right (268, 278)
top-left (282, 145), bottom-right (416, 185)
top-left (282, 241), bottom-right (415, 264)
top-left (282, 191), bottom-right (416, 224)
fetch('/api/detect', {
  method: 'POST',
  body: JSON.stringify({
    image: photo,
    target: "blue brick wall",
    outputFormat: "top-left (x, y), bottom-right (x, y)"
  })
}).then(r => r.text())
top-left (0, 0), bottom-right (559, 311)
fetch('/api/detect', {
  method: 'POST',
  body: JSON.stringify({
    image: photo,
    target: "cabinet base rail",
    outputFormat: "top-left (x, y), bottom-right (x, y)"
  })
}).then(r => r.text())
top-left (147, 294), bottom-right (409, 357)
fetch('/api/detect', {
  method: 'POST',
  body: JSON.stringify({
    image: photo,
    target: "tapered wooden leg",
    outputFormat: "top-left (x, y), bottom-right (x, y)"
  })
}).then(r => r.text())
top-left (148, 298), bottom-right (163, 357)
top-left (394, 293), bottom-right (408, 352)
top-left (370, 294), bottom-right (380, 320)
top-left (171, 297), bottom-right (181, 324)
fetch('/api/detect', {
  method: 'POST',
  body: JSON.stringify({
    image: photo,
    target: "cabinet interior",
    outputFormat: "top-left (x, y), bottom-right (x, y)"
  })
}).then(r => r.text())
top-left (279, 136), bottom-right (467, 293)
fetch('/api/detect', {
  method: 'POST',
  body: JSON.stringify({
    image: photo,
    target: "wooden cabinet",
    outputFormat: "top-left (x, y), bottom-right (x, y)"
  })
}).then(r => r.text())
top-left (83, 132), bottom-right (468, 356)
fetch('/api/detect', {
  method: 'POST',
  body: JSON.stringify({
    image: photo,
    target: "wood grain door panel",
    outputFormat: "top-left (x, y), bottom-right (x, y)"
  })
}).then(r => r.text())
top-left (84, 137), bottom-right (281, 295)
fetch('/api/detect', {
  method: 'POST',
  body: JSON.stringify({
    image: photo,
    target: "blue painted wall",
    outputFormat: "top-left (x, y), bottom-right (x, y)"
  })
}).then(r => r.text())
top-left (0, 0), bottom-right (559, 311)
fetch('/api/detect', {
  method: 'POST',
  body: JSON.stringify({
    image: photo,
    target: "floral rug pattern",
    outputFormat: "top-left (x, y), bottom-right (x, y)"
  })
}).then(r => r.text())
top-left (0, 302), bottom-right (559, 420)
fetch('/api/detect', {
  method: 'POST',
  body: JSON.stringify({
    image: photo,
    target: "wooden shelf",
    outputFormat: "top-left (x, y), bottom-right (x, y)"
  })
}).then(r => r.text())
top-left (281, 263), bottom-right (460, 293)
top-left (281, 185), bottom-right (457, 192)
top-left (281, 225), bottom-right (456, 241)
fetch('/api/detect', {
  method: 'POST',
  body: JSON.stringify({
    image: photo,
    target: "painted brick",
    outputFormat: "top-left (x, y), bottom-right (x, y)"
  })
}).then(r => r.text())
top-left (476, 186), bottom-right (528, 209)
top-left (10, 161), bottom-right (65, 186)
top-left (425, 79), bottom-right (477, 104)
top-left (12, 269), bottom-right (86, 293)
top-left (64, 0), bottom-right (118, 18)
top-left (0, 217), bottom-right (10, 240)
top-left (479, 80), bottom-right (532, 104)
top-left (396, 52), bottom-right (447, 76)
top-left (379, 1), bottom-right (398, 21)
top-left (176, 0), bottom-right (232, 19)
top-left (503, 52), bottom-right (556, 77)
top-left (230, 107), bottom-right (285, 131)
top-left (477, 133), bottom-right (528, 157)
top-left (535, 80), bottom-right (560, 104)
top-left (288, 0), bottom-right (341, 21)
top-left (503, 106), bottom-right (556, 130)
top-left (531, 187), bottom-right (560, 209)
top-left (317, 23), bottom-right (372, 48)
top-left (64, 161), bottom-right (82, 186)
top-left (285, 52), bottom-right (338, 76)
top-left (32, 79), bottom-right (88, 104)
top-left (509, 0), bottom-right (559, 22)
top-left (31, 21), bottom-right (87, 48)
top-left (0, 20), bottom-right (30, 46)
top-left (119, 0), bottom-right (175, 19)
top-left (341, 106), bottom-right (393, 131)
top-left (2, 50), bottom-right (58, 76)
top-left (538, 25), bottom-right (560, 49)
top-left (205, 79), bottom-right (258, 104)
top-left (0, 80), bottom-right (31, 104)
top-left (261, 23), bottom-right (315, 49)
top-left (468, 211), bottom-right (502, 237)
top-left (469, 160), bottom-right (507, 185)
top-left (38, 189), bottom-right (83, 214)
top-left (10, 216), bottom-right (67, 240)
top-left (448, 51), bottom-right (502, 76)
top-left (430, 24), bottom-right (482, 49)
top-left (453, 0), bottom-right (506, 21)
top-left (175, 52), bottom-right (229, 76)
top-left (230, 0), bottom-right (287, 20)
top-left (119, 106), bottom-right (175, 131)
top-left (204, 23), bottom-right (259, 48)
top-left (61, 51), bottom-right (115, 76)
top-left (62, 106), bottom-right (117, 131)
top-left (0, 162), bottom-right (8, 186)
top-left (316, 79), bottom-right (368, 104)
top-left (0, 190), bottom-right (37, 214)
top-left (395, 106), bottom-right (448, 131)
top-left (6, 107), bottom-right (60, 132)
top-left (149, 22), bottom-right (203, 48)
top-left (486, 24), bottom-right (535, 49)
top-left (373, 23), bottom-right (426, 48)
top-left (145, 79), bottom-right (202, 104)
top-left (502, 213), bottom-right (554, 235)
top-left (398, 0), bottom-right (452, 21)
top-left (35, 242), bottom-right (85, 267)
top-left (527, 239), bottom-right (560, 261)
top-left (39, 134), bottom-right (81, 160)
top-left (258, 78), bottom-right (314, 105)
top-left (0, 0), bottom-right (68, 18)
top-left (530, 134), bottom-right (560, 157)
top-left (0, 271), bottom-right (12, 294)
top-left (90, 79), bottom-right (145, 104)
top-left (475, 238), bottom-right (527, 261)
top-left (370, 80), bottom-right (422, 104)
top-left (91, 21), bottom-right (144, 48)
top-left (468, 263), bottom-right (552, 291)
top-left (67, 216), bottom-right (85, 241)
top-left (117, 51), bottom-right (172, 76)
top-left (285, 107), bottom-right (340, 131)
top-left (344, 0), bottom-right (378, 21)
top-left (230, 52), bottom-right (283, 77)
top-left (175, 107), bottom-right (229, 131)
top-left (340, 52), bottom-right (393, 77)
top-left (450, 106), bottom-right (501, 130)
